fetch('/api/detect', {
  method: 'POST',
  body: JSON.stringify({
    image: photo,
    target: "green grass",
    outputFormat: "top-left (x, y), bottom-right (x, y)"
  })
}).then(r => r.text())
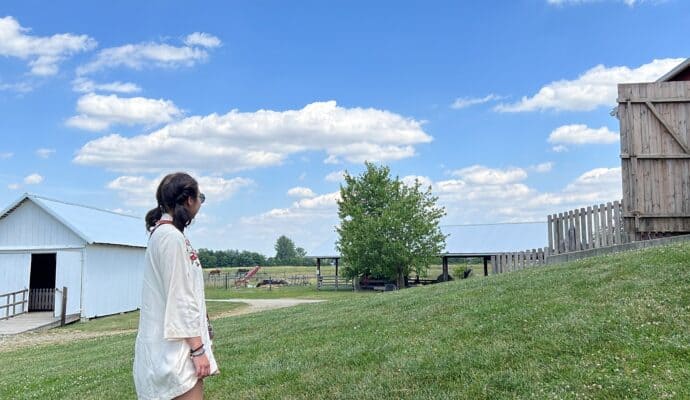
top-left (57, 301), bottom-right (245, 333)
top-left (2, 242), bottom-right (689, 399)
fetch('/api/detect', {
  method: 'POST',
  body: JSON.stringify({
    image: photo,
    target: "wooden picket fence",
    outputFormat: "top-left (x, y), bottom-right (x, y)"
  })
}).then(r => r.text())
top-left (547, 200), bottom-right (629, 255)
top-left (491, 248), bottom-right (546, 274)
top-left (29, 288), bottom-right (55, 311)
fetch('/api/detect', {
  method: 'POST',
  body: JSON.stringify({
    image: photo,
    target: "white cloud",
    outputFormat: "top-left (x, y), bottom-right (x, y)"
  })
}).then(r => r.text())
top-left (323, 154), bottom-right (341, 164)
top-left (401, 175), bottom-right (433, 188)
top-left (552, 145), bottom-right (569, 153)
top-left (0, 81), bottom-right (33, 92)
top-left (74, 101), bottom-right (431, 173)
top-left (434, 165), bottom-right (622, 222)
top-left (237, 191), bottom-right (342, 254)
top-left (0, 152), bottom-right (13, 159)
top-left (106, 174), bottom-right (253, 207)
top-left (548, 124), bottom-right (619, 146)
top-left (325, 170), bottom-right (346, 182)
top-left (184, 32), bottom-right (221, 48)
top-left (77, 33), bottom-right (220, 75)
top-left (7, 183), bottom-right (20, 190)
top-left (450, 94), bottom-right (503, 109)
top-left (36, 148), bottom-right (55, 158)
top-left (72, 78), bottom-right (142, 94)
top-left (451, 165), bottom-right (528, 185)
top-left (495, 58), bottom-right (684, 112)
top-left (0, 16), bottom-right (96, 76)
top-left (24, 173), bottom-right (43, 184)
top-left (287, 187), bottom-right (316, 198)
top-left (66, 93), bottom-right (182, 131)
top-left (531, 162), bottom-right (554, 173)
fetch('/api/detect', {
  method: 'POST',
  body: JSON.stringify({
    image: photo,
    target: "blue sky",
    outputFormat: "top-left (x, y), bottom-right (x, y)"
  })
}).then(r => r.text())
top-left (0, 0), bottom-right (688, 255)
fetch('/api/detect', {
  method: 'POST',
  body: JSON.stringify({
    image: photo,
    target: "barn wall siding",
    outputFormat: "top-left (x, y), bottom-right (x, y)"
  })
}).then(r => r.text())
top-left (82, 244), bottom-right (144, 318)
top-left (0, 253), bottom-right (30, 296)
top-left (0, 201), bottom-right (84, 248)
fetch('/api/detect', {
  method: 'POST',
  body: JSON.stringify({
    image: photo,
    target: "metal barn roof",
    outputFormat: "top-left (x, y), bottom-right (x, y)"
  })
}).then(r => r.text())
top-left (0, 194), bottom-right (147, 248)
top-left (656, 58), bottom-right (690, 82)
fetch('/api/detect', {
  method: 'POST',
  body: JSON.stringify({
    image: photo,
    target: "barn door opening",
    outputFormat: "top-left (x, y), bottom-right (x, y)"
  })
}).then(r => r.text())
top-left (29, 253), bottom-right (56, 311)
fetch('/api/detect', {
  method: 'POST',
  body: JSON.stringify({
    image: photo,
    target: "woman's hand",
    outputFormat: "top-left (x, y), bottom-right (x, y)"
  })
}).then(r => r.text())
top-left (191, 353), bottom-right (211, 378)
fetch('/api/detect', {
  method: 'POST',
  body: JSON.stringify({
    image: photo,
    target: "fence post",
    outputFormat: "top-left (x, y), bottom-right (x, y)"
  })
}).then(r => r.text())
top-left (547, 214), bottom-right (553, 255)
top-left (613, 200), bottom-right (622, 244)
top-left (60, 287), bottom-right (67, 326)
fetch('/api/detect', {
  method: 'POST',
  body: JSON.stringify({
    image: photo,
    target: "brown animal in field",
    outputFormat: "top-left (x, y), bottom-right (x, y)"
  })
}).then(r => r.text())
top-left (208, 268), bottom-right (222, 276)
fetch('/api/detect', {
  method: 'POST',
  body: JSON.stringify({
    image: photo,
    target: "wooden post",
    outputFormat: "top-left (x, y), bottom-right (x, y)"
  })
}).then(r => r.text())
top-left (606, 202), bottom-right (614, 246)
top-left (574, 208), bottom-right (581, 251)
top-left (316, 258), bottom-right (321, 277)
top-left (483, 257), bottom-right (488, 276)
top-left (491, 255), bottom-right (497, 275)
top-left (442, 257), bottom-right (449, 281)
top-left (547, 214), bottom-right (553, 255)
top-left (613, 200), bottom-right (622, 244)
top-left (60, 287), bottom-right (67, 326)
top-left (586, 206), bottom-right (594, 249)
top-left (580, 208), bottom-right (589, 250)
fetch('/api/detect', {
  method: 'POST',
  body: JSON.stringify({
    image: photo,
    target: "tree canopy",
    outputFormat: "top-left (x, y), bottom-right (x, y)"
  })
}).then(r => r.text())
top-left (275, 235), bottom-right (298, 261)
top-left (336, 162), bottom-right (447, 288)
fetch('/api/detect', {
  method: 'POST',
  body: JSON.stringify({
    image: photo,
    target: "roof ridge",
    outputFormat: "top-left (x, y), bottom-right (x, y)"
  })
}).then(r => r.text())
top-left (27, 194), bottom-right (141, 219)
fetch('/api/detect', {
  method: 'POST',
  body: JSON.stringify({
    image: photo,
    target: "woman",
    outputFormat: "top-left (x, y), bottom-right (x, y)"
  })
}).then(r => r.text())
top-left (134, 173), bottom-right (219, 400)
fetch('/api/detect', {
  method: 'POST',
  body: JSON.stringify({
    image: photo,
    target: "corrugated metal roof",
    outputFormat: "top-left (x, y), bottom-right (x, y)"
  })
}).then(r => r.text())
top-left (657, 58), bottom-right (690, 82)
top-left (0, 194), bottom-right (148, 248)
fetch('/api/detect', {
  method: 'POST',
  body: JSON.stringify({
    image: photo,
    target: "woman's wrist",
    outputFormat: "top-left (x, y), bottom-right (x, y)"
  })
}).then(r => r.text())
top-left (190, 347), bottom-right (206, 358)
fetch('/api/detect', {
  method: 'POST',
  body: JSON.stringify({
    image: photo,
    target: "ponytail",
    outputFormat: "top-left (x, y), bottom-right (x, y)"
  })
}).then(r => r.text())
top-left (145, 206), bottom-right (163, 232)
top-left (145, 172), bottom-right (200, 233)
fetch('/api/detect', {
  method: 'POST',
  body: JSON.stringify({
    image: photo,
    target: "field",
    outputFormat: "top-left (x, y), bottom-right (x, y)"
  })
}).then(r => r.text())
top-left (1, 243), bottom-right (689, 399)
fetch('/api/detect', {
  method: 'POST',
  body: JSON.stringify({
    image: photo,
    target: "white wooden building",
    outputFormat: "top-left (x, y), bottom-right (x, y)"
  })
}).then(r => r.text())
top-left (0, 194), bottom-right (147, 319)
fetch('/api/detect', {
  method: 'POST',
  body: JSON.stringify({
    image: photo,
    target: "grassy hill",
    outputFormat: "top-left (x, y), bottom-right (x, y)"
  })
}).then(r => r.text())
top-left (2, 242), bottom-right (689, 399)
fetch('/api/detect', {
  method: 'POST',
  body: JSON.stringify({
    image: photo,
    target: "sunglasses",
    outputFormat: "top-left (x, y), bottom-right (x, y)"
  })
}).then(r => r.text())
top-left (199, 193), bottom-right (206, 204)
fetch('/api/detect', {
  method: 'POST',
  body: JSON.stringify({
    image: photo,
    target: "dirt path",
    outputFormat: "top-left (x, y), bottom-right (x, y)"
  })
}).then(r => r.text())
top-left (0, 298), bottom-right (324, 352)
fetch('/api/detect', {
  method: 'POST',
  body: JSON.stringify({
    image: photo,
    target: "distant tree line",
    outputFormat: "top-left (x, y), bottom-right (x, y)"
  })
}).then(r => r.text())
top-left (197, 235), bottom-right (315, 268)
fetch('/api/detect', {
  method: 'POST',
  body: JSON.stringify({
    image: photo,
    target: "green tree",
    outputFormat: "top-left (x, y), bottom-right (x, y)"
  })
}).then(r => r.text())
top-left (275, 235), bottom-right (297, 261)
top-left (336, 162), bottom-right (447, 288)
top-left (295, 247), bottom-right (307, 258)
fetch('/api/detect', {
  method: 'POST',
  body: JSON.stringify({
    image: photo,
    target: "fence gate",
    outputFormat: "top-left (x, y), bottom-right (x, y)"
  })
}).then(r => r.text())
top-left (618, 81), bottom-right (690, 239)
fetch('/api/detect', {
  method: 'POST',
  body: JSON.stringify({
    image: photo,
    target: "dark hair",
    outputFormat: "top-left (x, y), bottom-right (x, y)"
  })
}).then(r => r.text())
top-left (145, 172), bottom-right (200, 233)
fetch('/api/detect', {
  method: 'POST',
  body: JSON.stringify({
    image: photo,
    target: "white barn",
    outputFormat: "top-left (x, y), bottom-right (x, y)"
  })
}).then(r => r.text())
top-left (0, 194), bottom-right (147, 319)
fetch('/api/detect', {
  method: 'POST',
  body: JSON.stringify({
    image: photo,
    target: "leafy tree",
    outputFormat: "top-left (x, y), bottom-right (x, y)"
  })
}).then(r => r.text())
top-left (336, 162), bottom-right (447, 288)
top-left (275, 235), bottom-right (297, 261)
top-left (295, 247), bottom-right (307, 258)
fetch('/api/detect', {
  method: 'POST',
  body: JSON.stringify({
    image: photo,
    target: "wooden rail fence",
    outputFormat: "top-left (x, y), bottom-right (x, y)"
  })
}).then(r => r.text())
top-left (547, 200), bottom-right (629, 255)
top-left (491, 248), bottom-right (546, 274)
top-left (317, 275), bottom-right (354, 291)
top-left (1, 288), bottom-right (29, 320)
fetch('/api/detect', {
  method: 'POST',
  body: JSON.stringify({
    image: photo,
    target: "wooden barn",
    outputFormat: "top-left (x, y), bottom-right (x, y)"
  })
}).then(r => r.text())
top-left (617, 58), bottom-right (690, 240)
top-left (0, 194), bottom-right (146, 320)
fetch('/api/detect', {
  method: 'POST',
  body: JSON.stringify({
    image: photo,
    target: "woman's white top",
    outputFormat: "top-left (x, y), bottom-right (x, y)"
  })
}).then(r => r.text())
top-left (133, 214), bottom-right (219, 400)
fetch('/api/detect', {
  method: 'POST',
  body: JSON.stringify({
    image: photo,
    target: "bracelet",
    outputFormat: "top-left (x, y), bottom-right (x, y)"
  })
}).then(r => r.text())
top-left (190, 344), bottom-right (204, 354)
top-left (190, 348), bottom-right (206, 358)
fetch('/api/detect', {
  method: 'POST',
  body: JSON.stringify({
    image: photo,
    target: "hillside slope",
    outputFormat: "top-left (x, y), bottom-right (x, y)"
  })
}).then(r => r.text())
top-left (2, 242), bottom-right (689, 399)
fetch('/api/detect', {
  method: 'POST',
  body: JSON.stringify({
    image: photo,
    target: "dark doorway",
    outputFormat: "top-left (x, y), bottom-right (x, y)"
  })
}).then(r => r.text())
top-left (29, 253), bottom-right (56, 311)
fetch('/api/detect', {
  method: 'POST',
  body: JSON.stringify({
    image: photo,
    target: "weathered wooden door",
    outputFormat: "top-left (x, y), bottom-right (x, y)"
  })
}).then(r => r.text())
top-left (618, 81), bottom-right (690, 239)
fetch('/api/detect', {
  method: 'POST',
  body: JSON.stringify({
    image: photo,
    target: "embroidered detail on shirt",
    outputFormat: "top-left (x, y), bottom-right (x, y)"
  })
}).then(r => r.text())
top-left (185, 238), bottom-right (202, 268)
